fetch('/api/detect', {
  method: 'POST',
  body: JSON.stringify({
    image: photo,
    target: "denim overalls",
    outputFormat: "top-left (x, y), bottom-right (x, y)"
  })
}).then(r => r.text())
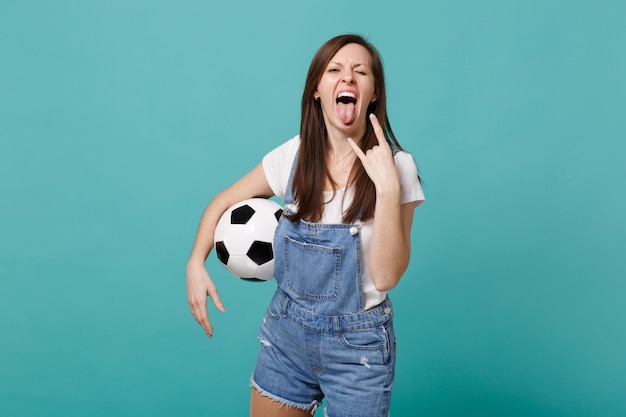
top-left (251, 154), bottom-right (396, 417)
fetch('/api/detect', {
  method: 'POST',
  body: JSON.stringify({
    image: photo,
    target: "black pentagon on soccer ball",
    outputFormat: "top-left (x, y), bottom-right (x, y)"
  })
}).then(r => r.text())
top-left (215, 241), bottom-right (230, 265)
top-left (274, 208), bottom-right (284, 222)
top-left (247, 240), bottom-right (273, 265)
top-left (231, 204), bottom-right (255, 224)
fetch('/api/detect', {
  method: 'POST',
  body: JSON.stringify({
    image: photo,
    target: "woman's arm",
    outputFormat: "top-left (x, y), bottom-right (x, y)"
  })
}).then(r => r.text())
top-left (186, 162), bottom-right (274, 338)
top-left (348, 114), bottom-right (417, 291)
top-left (368, 200), bottom-right (416, 291)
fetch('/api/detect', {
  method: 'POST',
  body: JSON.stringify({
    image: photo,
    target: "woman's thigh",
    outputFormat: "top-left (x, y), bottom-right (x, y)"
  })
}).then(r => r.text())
top-left (250, 388), bottom-right (316, 417)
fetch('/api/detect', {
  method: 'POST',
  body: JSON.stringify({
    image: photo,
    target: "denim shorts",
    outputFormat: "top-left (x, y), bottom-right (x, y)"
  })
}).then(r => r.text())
top-left (251, 290), bottom-right (396, 417)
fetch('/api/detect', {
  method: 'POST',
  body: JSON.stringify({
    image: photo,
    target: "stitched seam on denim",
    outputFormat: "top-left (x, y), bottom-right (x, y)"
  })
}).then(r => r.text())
top-left (284, 236), bottom-right (342, 301)
top-left (339, 327), bottom-right (386, 351)
top-left (283, 299), bottom-right (394, 332)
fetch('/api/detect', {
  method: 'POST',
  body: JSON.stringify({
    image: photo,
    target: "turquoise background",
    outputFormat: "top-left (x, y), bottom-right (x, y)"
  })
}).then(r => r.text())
top-left (2, 0), bottom-right (625, 416)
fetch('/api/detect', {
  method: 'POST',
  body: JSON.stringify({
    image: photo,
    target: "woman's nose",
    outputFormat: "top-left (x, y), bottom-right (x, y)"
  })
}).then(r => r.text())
top-left (342, 70), bottom-right (354, 83)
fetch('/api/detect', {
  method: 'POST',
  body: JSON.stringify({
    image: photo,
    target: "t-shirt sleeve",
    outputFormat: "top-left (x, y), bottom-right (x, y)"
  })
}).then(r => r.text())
top-left (262, 136), bottom-right (300, 199)
top-left (394, 151), bottom-right (425, 207)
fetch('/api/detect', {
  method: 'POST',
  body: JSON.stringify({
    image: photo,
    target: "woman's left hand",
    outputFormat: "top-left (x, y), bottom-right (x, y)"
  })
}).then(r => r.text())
top-left (348, 114), bottom-right (400, 195)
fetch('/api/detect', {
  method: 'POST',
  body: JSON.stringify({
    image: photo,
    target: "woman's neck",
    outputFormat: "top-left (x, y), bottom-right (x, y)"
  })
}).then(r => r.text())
top-left (326, 127), bottom-right (364, 163)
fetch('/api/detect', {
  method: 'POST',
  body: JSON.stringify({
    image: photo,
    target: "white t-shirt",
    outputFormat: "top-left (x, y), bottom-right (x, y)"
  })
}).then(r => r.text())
top-left (263, 135), bottom-right (425, 310)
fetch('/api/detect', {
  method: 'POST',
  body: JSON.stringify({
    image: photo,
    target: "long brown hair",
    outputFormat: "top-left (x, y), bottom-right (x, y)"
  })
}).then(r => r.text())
top-left (289, 34), bottom-right (404, 223)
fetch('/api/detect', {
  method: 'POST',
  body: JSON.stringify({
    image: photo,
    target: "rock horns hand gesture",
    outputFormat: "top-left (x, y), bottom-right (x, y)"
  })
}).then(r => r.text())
top-left (348, 114), bottom-right (400, 195)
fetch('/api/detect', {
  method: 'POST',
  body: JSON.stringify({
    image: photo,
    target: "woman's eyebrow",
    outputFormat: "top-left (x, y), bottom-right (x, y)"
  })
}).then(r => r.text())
top-left (328, 61), bottom-right (370, 68)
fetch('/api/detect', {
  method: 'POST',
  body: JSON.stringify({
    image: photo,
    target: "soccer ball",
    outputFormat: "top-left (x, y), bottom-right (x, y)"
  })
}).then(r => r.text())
top-left (214, 198), bottom-right (283, 281)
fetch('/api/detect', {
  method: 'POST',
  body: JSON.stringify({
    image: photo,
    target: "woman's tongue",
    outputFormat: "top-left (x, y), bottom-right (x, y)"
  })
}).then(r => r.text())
top-left (337, 102), bottom-right (356, 124)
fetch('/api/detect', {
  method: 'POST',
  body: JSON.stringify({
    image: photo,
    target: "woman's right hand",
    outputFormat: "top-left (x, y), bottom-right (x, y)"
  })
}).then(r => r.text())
top-left (186, 263), bottom-right (226, 338)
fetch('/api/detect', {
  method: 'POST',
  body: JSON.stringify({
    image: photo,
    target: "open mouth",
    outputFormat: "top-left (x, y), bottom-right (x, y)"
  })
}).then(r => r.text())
top-left (336, 92), bottom-right (357, 105)
top-left (336, 92), bottom-right (357, 124)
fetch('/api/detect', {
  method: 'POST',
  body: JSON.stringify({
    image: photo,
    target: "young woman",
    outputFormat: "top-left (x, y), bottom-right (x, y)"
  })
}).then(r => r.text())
top-left (187, 34), bottom-right (425, 417)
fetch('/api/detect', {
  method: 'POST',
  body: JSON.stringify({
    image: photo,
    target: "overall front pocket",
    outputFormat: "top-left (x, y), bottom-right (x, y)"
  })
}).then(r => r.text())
top-left (284, 236), bottom-right (342, 301)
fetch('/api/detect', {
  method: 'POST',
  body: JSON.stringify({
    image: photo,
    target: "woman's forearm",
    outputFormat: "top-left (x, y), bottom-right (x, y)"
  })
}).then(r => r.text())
top-left (369, 192), bottom-right (415, 292)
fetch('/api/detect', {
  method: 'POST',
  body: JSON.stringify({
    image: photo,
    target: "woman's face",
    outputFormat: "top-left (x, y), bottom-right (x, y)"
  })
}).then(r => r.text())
top-left (315, 43), bottom-right (377, 137)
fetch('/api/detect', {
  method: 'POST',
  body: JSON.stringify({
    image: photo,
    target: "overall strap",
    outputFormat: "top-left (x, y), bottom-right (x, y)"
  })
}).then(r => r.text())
top-left (284, 150), bottom-right (299, 206)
